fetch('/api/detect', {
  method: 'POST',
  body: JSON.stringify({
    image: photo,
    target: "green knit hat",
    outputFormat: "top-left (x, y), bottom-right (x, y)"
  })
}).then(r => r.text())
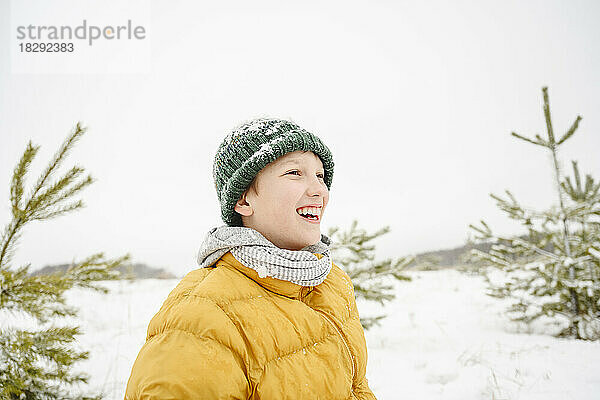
top-left (213, 117), bottom-right (335, 227)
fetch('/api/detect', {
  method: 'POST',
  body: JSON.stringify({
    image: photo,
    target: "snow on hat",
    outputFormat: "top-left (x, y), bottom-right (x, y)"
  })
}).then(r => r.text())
top-left (213, 117), bottom-right (335, 227)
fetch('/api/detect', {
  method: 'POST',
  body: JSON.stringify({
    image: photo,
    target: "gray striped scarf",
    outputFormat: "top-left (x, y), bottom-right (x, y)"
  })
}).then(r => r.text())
top-left (196, 225), bottom-right (333, 287)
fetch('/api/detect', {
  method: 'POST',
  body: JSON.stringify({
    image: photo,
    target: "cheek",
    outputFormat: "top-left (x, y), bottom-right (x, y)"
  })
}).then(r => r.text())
top-left (279, 185), bottom-right (302, 207)
top-left (270, 192), bottom-right (297, 217)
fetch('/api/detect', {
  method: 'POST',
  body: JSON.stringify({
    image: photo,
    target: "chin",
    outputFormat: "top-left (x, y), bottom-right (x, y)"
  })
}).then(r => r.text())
top-left (303, 232), bottom-right (322, 247)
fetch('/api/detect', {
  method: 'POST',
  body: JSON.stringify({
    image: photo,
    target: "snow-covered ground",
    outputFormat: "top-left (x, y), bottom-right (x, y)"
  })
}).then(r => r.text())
top-left (21, 269), bottom-right (600, 399)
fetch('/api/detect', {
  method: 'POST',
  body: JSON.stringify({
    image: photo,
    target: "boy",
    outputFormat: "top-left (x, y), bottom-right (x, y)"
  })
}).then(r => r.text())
top-left (125, 117), bottom-right (377, 399)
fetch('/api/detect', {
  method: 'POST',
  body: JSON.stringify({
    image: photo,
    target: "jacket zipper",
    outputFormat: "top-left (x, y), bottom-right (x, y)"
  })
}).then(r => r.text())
top-left (313, 308), bottom-right (355, 384)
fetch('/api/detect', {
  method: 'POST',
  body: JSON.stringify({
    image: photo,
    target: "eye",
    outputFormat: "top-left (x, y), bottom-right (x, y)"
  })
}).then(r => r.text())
top-left (286, 170), bottom-right (326, 180)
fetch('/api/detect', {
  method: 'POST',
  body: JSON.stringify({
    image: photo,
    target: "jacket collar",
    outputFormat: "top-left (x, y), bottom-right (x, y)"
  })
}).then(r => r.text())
top-left (216, 251), bottom-right (324, 300)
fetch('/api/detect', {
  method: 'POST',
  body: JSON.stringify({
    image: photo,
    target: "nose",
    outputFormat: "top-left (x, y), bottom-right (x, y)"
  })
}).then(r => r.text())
top-left (306, 174), bottom-right (328, 198)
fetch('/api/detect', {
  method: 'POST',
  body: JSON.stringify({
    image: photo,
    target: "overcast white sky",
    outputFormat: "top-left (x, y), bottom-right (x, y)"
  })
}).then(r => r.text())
top-left (1, 0), bottom-right (599, 276)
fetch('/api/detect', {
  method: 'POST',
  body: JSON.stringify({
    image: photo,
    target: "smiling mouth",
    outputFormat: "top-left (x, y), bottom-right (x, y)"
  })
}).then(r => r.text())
top-left (296, 205), bottom-right (323, 224)
top-left (298, 213), bottom-right (319, 222)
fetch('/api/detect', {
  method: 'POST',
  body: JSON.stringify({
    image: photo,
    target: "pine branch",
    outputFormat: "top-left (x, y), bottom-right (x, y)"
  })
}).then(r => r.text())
top-left (66, 252), bottom-right (131, 292)
top-left (510, 132), bottom-right (546, 147)
top-left (27, 166), bottom-right (93, 220)
top-left (542, 86), bottom-right (556, 145)
top-left (10, 141), bottom-right (39, 214)
top-left (1, 123), bottom-right (88, 270)
top-left (33, 200), bottom-right (85, 221)
top-left (0, 221), bottom-right (23, 270)
top-left (557, 116), bottom-right (582, 145)
top-left (1, 252), bottom-right (130, 323)
top-left (23, 122), bottom-right (86, 214)
top-left (468, 220), bottom-right (493, 241)
top-left (572, 161), bottom-right (582, 191)
top-left (0, 327), bottom-right (99, 400)
top-left (360, 315), bottom-right (387, 330)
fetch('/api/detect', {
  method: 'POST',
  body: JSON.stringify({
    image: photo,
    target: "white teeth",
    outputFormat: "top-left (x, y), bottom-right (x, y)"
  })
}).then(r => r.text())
top-left (296, 206), bottom-right (321, 217)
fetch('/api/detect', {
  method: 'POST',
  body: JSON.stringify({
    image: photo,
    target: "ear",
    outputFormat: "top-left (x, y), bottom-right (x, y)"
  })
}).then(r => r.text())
top-left (234, 190), bottom-right (253, 217)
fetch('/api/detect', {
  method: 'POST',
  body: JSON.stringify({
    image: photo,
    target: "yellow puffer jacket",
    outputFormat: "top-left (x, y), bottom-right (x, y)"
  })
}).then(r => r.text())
top-left (125, 251), bottom-right (377, 399)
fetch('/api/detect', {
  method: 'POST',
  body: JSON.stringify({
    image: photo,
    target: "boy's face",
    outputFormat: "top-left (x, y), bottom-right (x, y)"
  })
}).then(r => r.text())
top-left (234, 150), bottom-right (330, 251)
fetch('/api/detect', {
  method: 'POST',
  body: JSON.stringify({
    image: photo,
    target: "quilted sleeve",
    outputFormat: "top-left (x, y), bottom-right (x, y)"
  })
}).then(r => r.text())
top-left (124, 287), bottom-right (251, 400)
top-left (124, 329), bottom-right (250, 400)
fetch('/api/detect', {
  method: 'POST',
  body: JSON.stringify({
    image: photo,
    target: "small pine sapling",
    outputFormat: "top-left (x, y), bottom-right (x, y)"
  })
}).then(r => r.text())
top-left (327, 219), bottom-right (413, 329)
top-left (0, 123), bottom-right (130, 399)
top-left (467, 87), bottom-right (600, 340)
